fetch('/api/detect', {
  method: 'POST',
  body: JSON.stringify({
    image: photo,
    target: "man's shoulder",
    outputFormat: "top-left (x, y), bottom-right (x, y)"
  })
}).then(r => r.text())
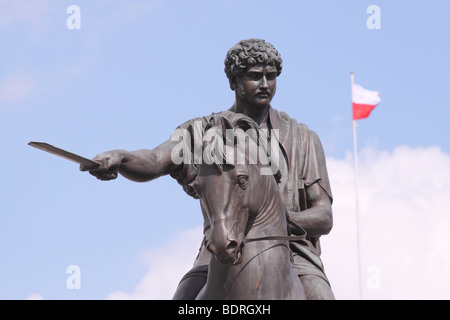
top-left (176, 110), bottom-right (226, 129)
top-left (270, 107), bottom-right (311, 133)
top-left (270, 107), bottom-right (325, 149)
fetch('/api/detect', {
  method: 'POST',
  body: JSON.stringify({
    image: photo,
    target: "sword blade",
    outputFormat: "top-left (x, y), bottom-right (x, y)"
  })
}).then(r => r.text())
top-left (28, 141), bottom-right (101, 170)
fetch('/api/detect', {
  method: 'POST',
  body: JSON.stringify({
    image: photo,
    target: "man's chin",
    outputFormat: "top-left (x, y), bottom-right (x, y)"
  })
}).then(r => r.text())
top-left (250, 96), bottom-right (272, 106)
top-left (253, 100), bottom-right (271, 108)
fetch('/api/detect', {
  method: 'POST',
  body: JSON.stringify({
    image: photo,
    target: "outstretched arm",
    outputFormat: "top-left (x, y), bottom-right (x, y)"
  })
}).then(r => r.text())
top-left (288, 182), bottom-right (333, 238)
top-left (81, 139), bottom-right (179, 182)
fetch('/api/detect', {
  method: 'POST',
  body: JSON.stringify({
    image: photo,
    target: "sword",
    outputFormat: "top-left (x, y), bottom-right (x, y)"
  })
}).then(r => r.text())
top-left (28, 141), bottom-right (107, 171)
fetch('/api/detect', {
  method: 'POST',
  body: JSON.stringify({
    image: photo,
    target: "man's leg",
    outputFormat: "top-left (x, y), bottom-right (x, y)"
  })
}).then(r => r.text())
top-left (172, 265), bottom-right (208, 300)
top-left (299, 274), bottom-right (335, 300)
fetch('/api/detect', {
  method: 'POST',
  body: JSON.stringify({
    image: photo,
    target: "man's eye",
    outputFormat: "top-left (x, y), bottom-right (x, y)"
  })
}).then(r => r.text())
top-left (247, 73), bottom-right (261, 80)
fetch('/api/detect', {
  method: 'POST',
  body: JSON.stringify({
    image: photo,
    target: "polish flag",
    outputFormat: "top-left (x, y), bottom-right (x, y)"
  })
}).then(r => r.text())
top-left (352, 84), bottom-right (381, 120)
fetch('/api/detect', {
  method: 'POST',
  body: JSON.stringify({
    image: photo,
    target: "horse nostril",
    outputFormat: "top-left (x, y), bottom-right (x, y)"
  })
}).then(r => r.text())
top-left (227, 240), bottom-right (238, 250)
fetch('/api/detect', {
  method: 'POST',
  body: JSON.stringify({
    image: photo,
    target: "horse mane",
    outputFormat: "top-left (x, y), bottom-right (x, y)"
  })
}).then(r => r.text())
top-left (203, 111), bottom-right (282, 183)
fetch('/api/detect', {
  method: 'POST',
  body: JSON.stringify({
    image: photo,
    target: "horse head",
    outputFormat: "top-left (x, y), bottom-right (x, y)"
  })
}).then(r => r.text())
top-left (191, 113), bottom-right (280, 265)
top-left (195, 161), bottom-right (267, 264)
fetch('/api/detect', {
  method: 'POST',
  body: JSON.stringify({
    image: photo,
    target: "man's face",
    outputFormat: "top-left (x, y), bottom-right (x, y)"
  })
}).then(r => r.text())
top-left (234, 65), bottom-right (277, 108)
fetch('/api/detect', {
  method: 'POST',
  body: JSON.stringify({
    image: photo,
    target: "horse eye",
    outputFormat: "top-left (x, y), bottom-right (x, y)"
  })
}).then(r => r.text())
top-left (237, 175), bottom-right (248, 187)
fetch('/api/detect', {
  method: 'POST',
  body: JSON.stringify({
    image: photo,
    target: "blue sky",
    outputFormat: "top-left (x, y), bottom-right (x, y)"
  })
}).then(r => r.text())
top-left (1, 0), bottom-right (449, 300)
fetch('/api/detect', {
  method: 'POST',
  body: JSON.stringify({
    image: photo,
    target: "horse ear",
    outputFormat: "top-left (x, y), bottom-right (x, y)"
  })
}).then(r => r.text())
top-left (219, 116), bottom-right (234, 132)
top-left (217, 116), bottom-right (235, 147)
top-left (234, 118), bottom-right (255, 132)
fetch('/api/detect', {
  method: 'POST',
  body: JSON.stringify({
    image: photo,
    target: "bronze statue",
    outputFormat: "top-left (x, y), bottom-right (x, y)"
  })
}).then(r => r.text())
top-left (190, 111), bottom-right (307, 299)
top-left (80, 39), bottom-right (335, 300)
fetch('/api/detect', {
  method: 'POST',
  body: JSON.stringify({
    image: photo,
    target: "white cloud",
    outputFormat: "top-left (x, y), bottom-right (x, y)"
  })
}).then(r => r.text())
top-left (0, 0), bottom-right (49, 29)
top-left (25, 293), bottom-right (44, 300)
top-left (321, 145), bottom-right (450, 300)
top-left (106, 226), bottom-right (203, 300)
top-left (105, 145), bottom-right (450, 300)
top-left (0, 72), bottom-right (35, 104)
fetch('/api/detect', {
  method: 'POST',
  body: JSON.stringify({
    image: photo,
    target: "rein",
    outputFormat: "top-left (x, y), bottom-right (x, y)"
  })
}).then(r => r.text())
top-left (242, 174), bottom-right (308, 245)
top-left (244, 234), bottom-right (306, 243)
top-left (243, 219), bottom-right (307, 244)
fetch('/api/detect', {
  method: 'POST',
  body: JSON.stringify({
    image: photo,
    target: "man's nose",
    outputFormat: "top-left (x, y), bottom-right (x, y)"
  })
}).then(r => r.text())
top-left (260, 76), bottom-right (269, 89)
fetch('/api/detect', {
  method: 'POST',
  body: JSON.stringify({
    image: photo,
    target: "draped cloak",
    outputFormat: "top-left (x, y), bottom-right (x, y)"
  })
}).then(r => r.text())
top-left (170, 107), bottom-right (333, 282)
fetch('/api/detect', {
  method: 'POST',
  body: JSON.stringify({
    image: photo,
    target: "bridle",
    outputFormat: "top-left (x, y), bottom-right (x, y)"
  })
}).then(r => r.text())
top-left (223, 215), bottom-right (307, 295)
top-left (243, 217), bottom-right (307, 244)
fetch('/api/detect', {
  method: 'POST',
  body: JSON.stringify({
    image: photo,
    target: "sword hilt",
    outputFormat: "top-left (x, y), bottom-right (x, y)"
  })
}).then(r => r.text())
top-left (79, 157), bottom-right (109, 172)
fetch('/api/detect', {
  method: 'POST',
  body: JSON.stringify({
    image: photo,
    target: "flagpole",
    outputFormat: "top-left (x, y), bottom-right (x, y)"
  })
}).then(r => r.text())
top-left (351, 71), bottom-right (363, 300)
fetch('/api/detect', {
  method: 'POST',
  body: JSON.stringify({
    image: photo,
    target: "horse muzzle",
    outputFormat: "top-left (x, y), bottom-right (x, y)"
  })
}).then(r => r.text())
top-left (206, 238), bottom-right (243, 265)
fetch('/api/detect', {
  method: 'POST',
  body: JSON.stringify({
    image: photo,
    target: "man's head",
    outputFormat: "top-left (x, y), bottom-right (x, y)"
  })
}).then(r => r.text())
top-left (224, 39), bottom-right (283, 91)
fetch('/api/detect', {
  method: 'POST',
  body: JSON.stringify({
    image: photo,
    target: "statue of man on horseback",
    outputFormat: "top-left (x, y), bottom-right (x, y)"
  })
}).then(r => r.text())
top-left (82, 39), bottom-right (335, 300)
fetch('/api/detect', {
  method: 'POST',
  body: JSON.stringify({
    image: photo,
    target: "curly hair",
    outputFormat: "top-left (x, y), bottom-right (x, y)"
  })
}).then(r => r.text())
top-left (224, 39), bottom-right (283, 90)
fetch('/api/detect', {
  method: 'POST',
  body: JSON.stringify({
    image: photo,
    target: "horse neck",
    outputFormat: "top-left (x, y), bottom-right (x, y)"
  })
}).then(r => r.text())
top-left (222, 176), bottom-right (293, 300)
top-left (249, 174), bottom-right (288, 238)
top-left (200, 173), bottom-right (293, 300)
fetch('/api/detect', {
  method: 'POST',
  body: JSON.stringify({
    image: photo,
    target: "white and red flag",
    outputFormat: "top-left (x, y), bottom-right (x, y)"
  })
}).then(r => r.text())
top-left (352, 83), bottom-right (381, 120)
top-left (349, 73), bottom-right (381, 299)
